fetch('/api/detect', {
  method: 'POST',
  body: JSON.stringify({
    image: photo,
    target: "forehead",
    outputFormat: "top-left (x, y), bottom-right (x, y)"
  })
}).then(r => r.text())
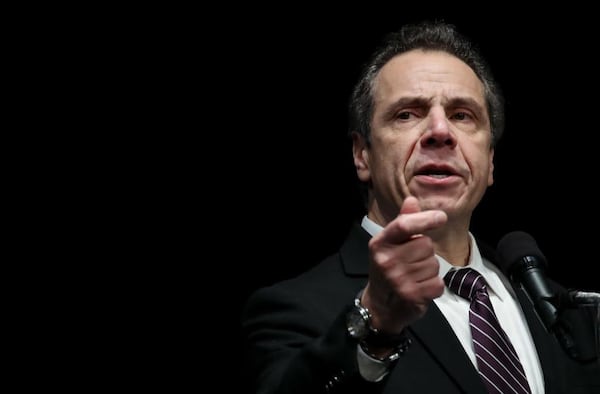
top-left (373, 50), bottom-right (485, 103)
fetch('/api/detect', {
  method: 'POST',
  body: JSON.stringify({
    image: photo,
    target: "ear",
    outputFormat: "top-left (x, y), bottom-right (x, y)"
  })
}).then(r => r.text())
top-left (352, 132), bottom-right (371, 182)
top-left (487, 148), bottom-right (494, 186)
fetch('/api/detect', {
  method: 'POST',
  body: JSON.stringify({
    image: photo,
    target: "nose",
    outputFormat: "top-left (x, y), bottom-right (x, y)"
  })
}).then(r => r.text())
top-left (421, 110), bottom-right (457, 149)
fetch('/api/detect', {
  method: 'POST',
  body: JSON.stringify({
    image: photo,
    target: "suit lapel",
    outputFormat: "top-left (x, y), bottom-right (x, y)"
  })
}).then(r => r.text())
top-left (339, 223), bottom-right (371, 276)
top-left (409, 303), bottom-right (488, 393)
top-left (513, 285), bottom-right (561, 394)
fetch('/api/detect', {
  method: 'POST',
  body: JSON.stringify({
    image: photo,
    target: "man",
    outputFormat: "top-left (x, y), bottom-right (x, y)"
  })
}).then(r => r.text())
top-left (241, 21), bottom-right (599, 393)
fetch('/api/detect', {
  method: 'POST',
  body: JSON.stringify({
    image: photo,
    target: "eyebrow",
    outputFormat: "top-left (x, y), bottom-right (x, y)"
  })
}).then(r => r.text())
top-left (446, 97), bottom-right (486, 114)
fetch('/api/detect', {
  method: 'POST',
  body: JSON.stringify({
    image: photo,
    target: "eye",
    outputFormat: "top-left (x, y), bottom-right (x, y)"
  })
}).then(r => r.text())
top-left (450, 112), bottom-right (472, 121)
top-left (397, 111), bottom-right (412, 120)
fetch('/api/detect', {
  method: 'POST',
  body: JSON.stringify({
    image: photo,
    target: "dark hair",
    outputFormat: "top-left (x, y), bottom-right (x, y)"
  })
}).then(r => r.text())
top-left (348, 20), bottom-right (504, 148)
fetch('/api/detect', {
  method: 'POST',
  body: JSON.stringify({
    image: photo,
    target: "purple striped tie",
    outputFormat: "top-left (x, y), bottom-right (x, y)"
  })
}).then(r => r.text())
top-left (445, 268), bottom-right (531, 394)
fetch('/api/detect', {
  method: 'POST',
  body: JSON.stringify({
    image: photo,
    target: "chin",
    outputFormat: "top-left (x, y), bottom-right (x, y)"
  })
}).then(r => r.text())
top-left (418, 197), bottom-right (455, 212)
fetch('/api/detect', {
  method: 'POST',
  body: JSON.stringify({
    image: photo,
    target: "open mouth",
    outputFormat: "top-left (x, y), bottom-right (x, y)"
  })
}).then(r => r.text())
top-left (415, 165), bottom-right (458, 179)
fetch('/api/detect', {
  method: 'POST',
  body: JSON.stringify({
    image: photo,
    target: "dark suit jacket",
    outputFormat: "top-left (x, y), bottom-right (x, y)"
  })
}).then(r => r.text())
top-left (242, 224), bottom-right (599, 393)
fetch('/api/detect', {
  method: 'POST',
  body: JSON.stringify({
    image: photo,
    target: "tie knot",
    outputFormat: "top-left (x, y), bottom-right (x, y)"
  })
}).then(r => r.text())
top-left (444, 268), bottom-right (488, 301)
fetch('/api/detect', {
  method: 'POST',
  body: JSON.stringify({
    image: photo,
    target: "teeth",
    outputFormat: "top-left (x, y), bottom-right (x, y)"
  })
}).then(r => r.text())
top-left (429, 174), bottom-right (449, 178)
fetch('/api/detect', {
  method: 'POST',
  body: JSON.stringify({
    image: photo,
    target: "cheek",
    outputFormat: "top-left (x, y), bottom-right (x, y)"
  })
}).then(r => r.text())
top-left (371, 135), bottom-right (417, 177)
top-left (472, 152), bottom-right (494, 185)
top-left (487, 156), bottom-right (494, 186)
top-left (384, 147), bottom-right (411, 177)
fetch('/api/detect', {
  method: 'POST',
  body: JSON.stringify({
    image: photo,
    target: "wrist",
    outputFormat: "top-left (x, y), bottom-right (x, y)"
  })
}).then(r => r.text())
top-left (346, 289), bottom-right (412, 364)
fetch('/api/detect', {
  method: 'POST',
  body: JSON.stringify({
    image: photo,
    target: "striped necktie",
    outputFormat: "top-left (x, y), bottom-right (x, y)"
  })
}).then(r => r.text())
top-left (444, 268), bottom-right (532, 394)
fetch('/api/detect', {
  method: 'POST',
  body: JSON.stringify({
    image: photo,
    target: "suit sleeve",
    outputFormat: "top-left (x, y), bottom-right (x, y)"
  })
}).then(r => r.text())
top-left (241, 284), bottom-right (384, 394)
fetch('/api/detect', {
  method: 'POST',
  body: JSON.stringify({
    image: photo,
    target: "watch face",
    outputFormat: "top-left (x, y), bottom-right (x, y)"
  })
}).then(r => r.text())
top-left (346, 307), bottom-right (369, 339)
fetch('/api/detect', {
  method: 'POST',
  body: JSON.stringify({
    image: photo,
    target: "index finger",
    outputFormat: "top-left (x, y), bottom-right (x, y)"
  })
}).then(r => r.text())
top-left (378, 209), bottom-right (447, 245)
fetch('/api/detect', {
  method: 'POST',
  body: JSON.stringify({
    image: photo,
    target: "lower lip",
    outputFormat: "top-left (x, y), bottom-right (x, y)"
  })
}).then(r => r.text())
top-left (414, 174), bottom-right (461, 186)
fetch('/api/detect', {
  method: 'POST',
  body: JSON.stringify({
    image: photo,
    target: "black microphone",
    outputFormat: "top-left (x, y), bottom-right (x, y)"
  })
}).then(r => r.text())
top-left (496, 231), bottom-right (579, 359)
top-left (496, 231), bottom-right (559, 329)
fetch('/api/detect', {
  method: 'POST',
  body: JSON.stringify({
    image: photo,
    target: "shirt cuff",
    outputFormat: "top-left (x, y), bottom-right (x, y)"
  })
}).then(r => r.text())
top-left (356, 344), bottom-right (390, 382)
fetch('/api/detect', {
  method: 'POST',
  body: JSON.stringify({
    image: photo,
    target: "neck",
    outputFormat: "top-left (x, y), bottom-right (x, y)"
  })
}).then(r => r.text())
top-left (431, 227), bottom-right (471, 267)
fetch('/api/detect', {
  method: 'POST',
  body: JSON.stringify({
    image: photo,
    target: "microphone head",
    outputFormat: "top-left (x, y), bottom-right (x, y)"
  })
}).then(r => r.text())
top-left (496, 231), bottom-right (547, 275)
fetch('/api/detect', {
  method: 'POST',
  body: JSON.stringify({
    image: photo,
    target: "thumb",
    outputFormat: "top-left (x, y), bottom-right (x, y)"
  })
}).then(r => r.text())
top-left (400, 196), bottom-right (421, 215)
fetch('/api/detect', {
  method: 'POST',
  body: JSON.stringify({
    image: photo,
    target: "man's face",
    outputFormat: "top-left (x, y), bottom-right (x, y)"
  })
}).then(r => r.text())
top-left (353, 49), bottom-right (494, 225)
